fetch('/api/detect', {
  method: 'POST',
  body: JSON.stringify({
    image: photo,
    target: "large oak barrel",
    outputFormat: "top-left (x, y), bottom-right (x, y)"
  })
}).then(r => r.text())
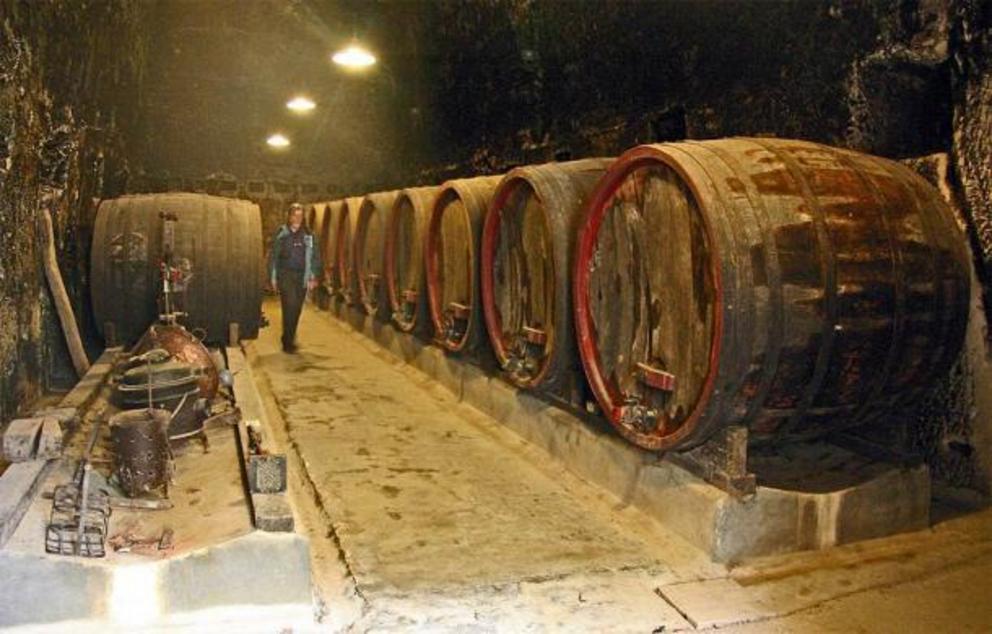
top-left (481, 159), bottom-right (612, 393)
top-left (385, 187), bottom-right (441, 335)
top-left (425, 176), bottom-right (502, 352)
top-left (306, 202), bottom-right (331, 303)
top-left (258, 197), bottom-right (284, 293)
top-left (320, 200), bottom-right (343, 294)
top-left (574, 138), bottom-right (970, 451)
top-left (306, 202), bottom-right (328, 238)
top-left (91, 193), bottom-right (263, 345)
top-left (354, 191), bottom-right (399, 318)
top-left (335, 197), bottom-right (364, 304)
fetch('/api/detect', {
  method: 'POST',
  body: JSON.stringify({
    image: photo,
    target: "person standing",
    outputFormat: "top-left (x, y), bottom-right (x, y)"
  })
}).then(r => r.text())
top-left (268, 202), bottom-right (321, 352)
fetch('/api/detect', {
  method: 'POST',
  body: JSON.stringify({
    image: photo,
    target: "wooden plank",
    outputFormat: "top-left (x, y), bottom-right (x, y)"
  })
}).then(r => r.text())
top-left (523, 192), bottom-right (552, 336)
top-left (35, 418), bottom-right (64, 460)
top-left (0, 347), bottom-right (119, 548)
top-left (666, 426), bottom-right (755, 498)
top-left (590, 198), bottom-right (623, 388)
top-left (2, 418), bottom-right (44, 462)
top-left (365, 208), bottom-right (385, 284)
top-left (57, 347), bottom-right (121, 411)
top-left (225, 346), bottom-right (268, 428)
top-left (0, 462), bottom-right (50, 546)
top-left (33, 407), bottom-right (78, 429)
top-left (642, 166), bottom-right (713, 424)
top-left (395, 198), bottom-right (421, 296)
top-left (495, 189), bottom-right (522, 337)
top-left (496, 186), bottom-right (555, 352)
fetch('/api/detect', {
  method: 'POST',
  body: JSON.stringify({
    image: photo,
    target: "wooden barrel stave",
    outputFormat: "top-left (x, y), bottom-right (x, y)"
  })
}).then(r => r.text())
top-left (306, 202), bottom-right (327, 239)
top-left (319, 200), bottom-right (342, 294)
top-left (335, 197), bottom-right (364, 303)
top-left (304, 201), bottom-right (333, 307)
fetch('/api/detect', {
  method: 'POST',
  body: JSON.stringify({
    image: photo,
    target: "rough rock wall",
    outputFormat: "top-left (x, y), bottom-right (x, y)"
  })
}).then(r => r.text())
top-left (951, 0), bottom-right (991, 314)
top-left (132, 1), bottom-right (894, 190)
top-left (413, 1), bottom-right (956, 179)
top-left (913, 0), bottom-right (992, 493)
top-left (0, 1), bottom-right (147, 424)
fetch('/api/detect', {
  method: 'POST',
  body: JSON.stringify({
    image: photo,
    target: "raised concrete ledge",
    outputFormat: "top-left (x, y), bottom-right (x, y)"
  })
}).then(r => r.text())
top-left (159, 531), bottom-right (312, 614)
top-left (227, 345), bottom-right (297, 532)
top-left (0, 344), bottom-right (313, 629)
top-left (321, 306), bottom-right (931, 563)
top-left (0, 550), bottom-right (111, 626)
top-left (0, 531), bottom-right (311, 628)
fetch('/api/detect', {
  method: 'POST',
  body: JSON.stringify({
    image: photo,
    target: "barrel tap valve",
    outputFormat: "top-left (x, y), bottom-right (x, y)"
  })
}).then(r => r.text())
top-left (442, 302), bottom-right (470, 343)
top-left (620, 394), bottom-right (660, 434)
top-left (396, 289), bottom-right (417, 323)
top-left (365, 273), bottom-right (380, 297)
top-left (442, 315), bottom-right (464, 342)
top-left (504, 334), bottom-right (541, 382)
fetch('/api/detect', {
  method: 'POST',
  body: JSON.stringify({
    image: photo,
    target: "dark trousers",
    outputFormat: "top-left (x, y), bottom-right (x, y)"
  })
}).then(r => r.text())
top-left (278, 268), bottom-right (306, 347)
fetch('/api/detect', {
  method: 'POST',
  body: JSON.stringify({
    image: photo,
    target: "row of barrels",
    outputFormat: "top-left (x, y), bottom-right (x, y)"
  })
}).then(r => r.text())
top-left (89, 139), bottom-right (962, 452)
top-left (309, 138), bottom-right (971, 452)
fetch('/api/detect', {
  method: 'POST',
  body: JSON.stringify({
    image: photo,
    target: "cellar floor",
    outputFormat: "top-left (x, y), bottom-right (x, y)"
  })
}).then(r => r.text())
top-left (249, 297), bottom-right (992, 633)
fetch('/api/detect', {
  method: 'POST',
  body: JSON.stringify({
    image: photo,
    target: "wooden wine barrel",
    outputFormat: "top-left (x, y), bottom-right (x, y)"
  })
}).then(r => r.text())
top-left (481, 159), bottom-right (613, 392)
top-left (306, 202), bottom-right (331, 303)
top-left (335, 196), bottom-right (364, 304)
top-left (425, 176), bottom-right (503, 352)
top-left (91, 193), bottom-right (263, 345)
top-left (258, 197), bottom-right (283, 243)
top-left (258, 197), bottom-right (283, 293)
top-left (354, 191), bottom-right (399, 317)
top-left (320, 200), bottom-right (343, 294)
top-left (306, 202), bottom-right (328, 237)
top-left (385, 186), bottom-right (442, 334)
top-left (574, 138), bottom-right (970, 451)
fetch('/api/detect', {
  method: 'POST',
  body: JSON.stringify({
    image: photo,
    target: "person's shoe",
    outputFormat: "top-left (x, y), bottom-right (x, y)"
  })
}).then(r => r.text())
top-left (282, 341), bottom-right (298, 353)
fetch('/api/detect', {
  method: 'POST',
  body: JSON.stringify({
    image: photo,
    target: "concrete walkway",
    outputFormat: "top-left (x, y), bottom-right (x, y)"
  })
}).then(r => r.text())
top-left (249, 299), bottom-right (992, 632)
top-left (250, 299), bottom-right (719, 631)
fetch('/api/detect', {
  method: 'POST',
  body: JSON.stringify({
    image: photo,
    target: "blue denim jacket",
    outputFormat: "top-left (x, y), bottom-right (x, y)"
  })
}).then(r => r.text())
top-left (269, 225), bottom-right (322, 288)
